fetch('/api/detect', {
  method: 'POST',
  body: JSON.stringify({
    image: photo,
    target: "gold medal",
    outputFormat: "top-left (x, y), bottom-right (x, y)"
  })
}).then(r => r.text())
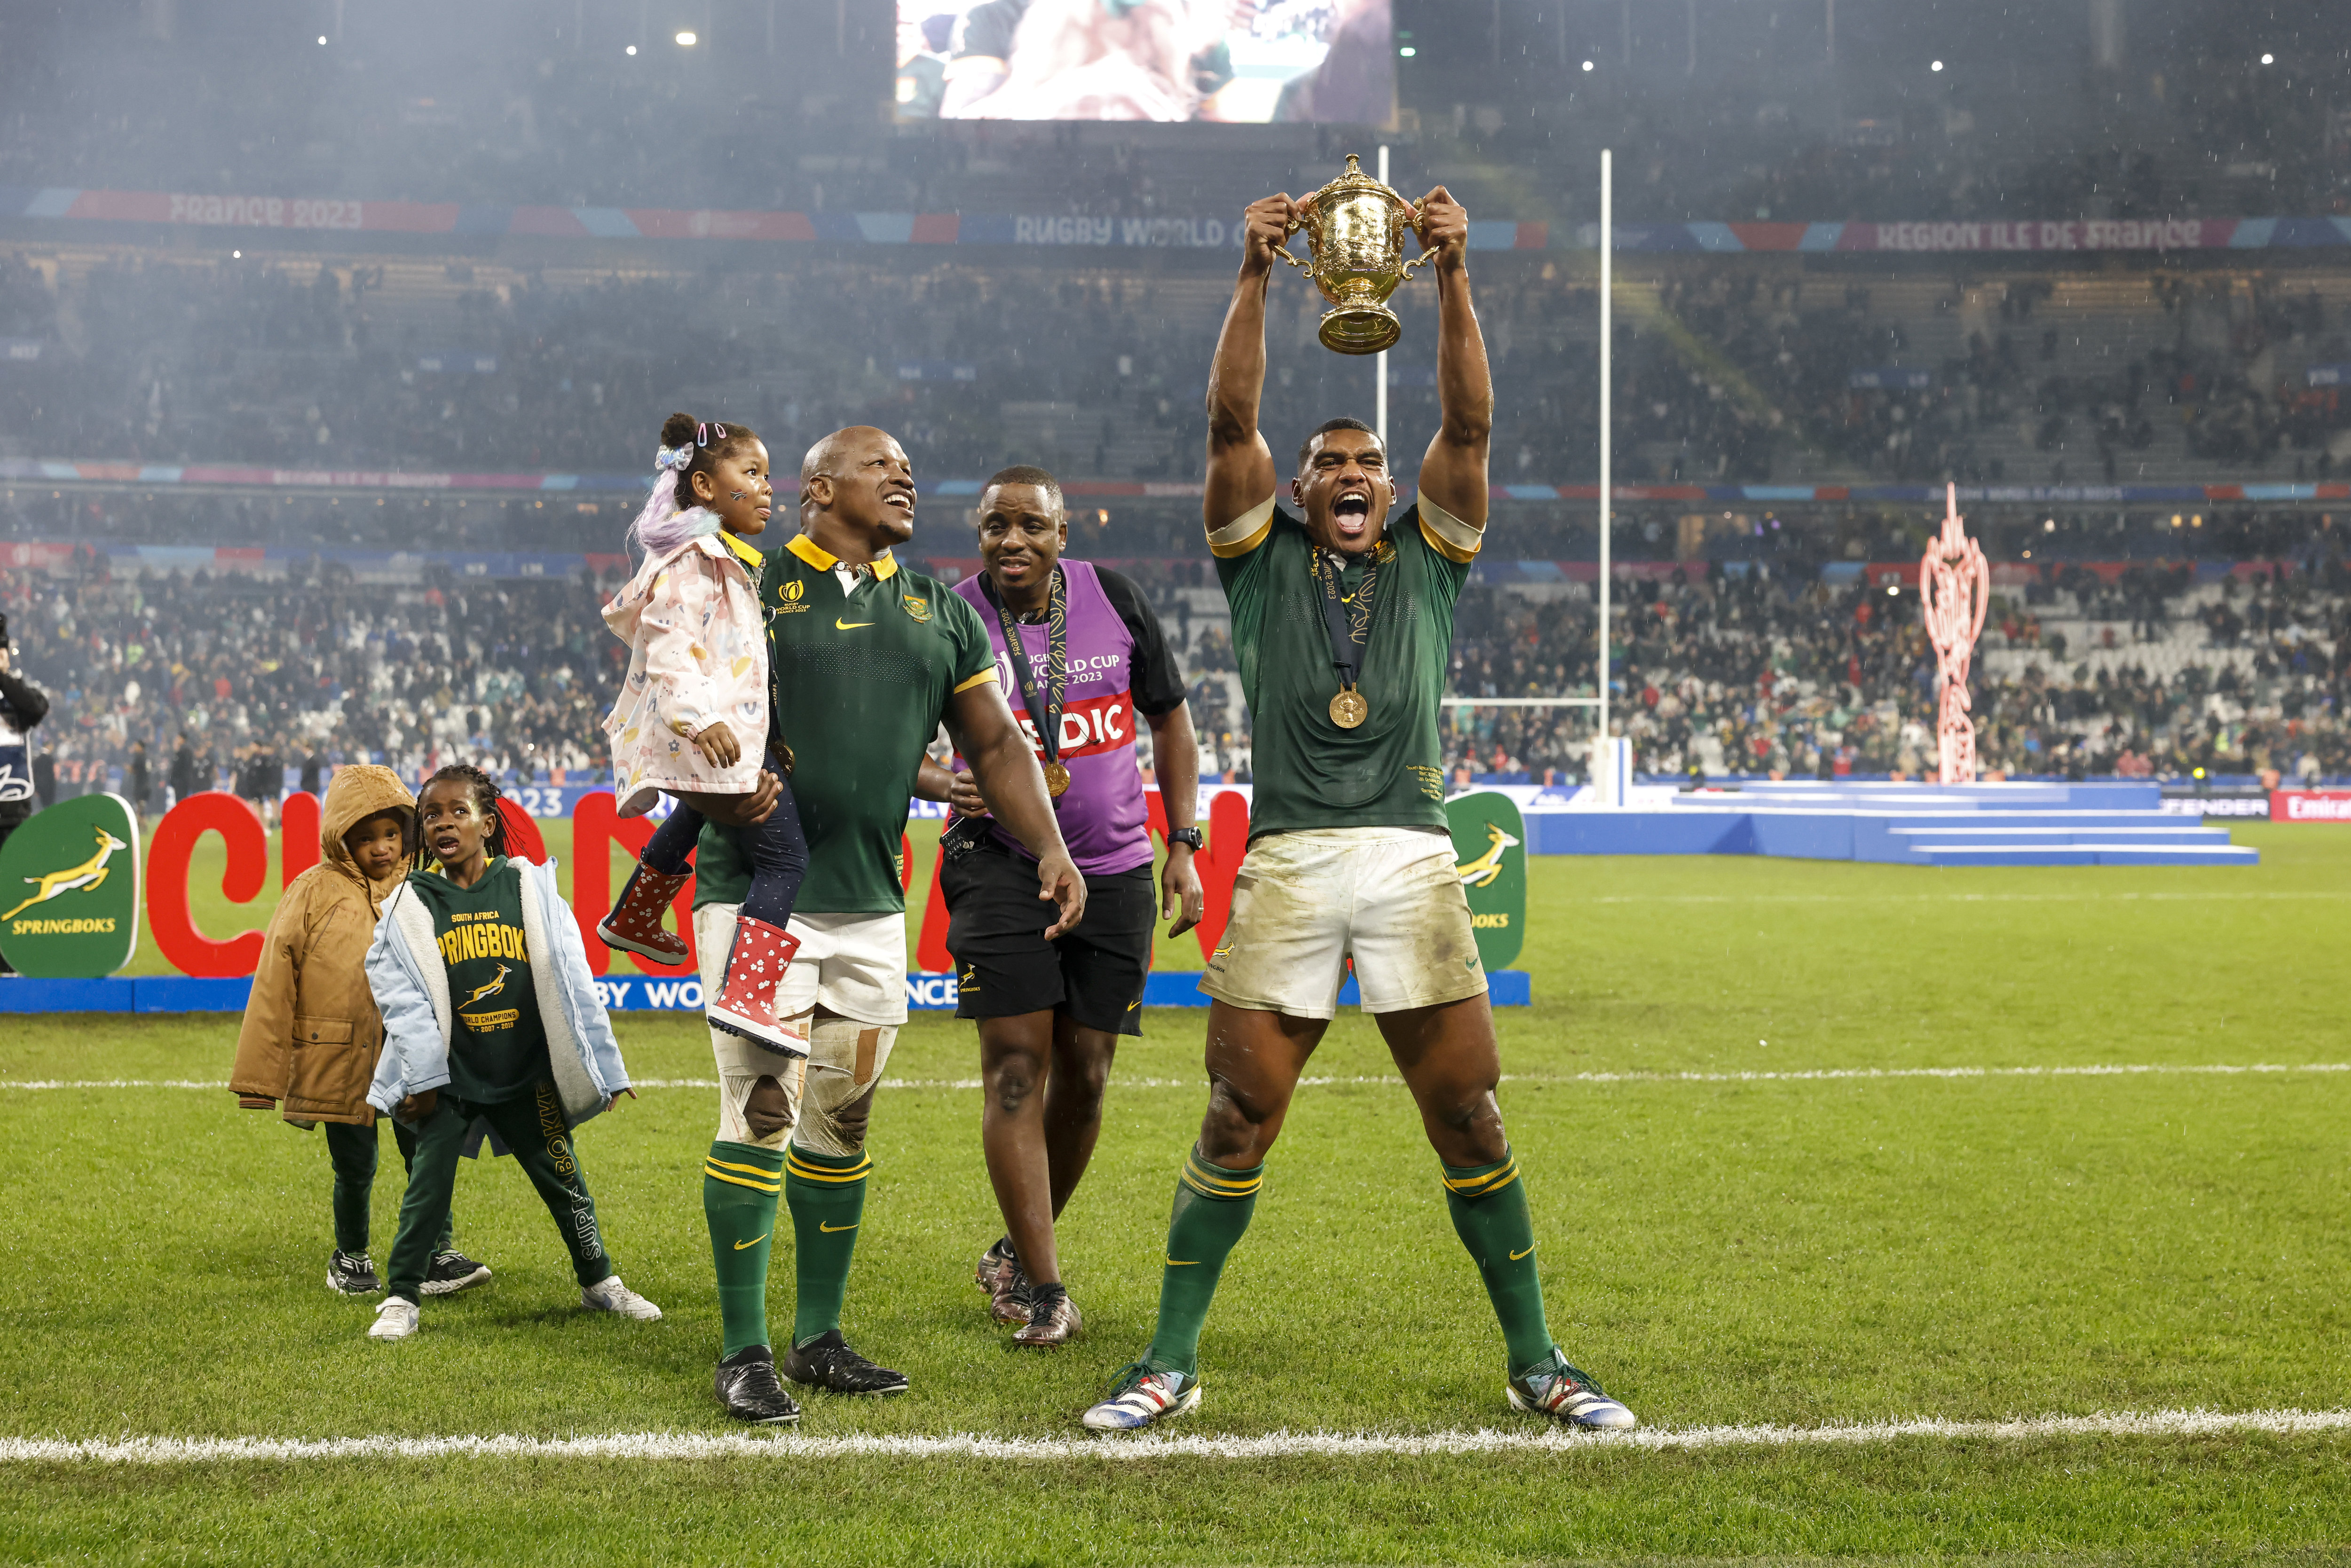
top-left (1043, 762), bottom-right (1072, 797)
top-left (1329, 688), bottom-right (1368, 729)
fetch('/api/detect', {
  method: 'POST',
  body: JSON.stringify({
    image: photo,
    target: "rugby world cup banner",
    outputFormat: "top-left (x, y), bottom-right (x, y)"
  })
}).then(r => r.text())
top-left (0, 784), bottom-right (1534, 1010)
top-left (8, 186), bottom-right (2350, 253)
top-left (0, 794), bottom-right (140, 977)
top-left (1444, 790), bottom-right (1527, 972)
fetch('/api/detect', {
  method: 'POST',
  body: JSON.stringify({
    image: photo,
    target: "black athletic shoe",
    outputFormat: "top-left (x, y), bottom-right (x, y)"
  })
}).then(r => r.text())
top-left (781, 1330), bottom-right (909, 1396)
top-left (715, 1346), bottom-right (802, 1425)
top-left (326, 1250), bottom-right (380, 1295)
top-left (421, 1250), bottom-right (492, 1297)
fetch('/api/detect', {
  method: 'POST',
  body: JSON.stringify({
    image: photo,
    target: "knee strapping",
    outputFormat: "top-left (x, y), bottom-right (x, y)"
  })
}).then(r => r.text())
top-left (715, 1037), bottom-right (807, 1150)
top-left (792, 1020), bottom-right (895, 1158)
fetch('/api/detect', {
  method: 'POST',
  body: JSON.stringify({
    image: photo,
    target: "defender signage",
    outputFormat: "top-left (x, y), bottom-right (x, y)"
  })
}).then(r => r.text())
top-left (1445, 790), bottom-right (1526, 972)
top-left (0, 793), bottom-right (142, 977)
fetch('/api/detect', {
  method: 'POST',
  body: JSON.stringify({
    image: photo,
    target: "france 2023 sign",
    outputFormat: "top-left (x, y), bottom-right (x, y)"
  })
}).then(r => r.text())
top-left (0, 793), bottom-right (141, 977)
top-left (1444, 789), bottom-right (1526, 972)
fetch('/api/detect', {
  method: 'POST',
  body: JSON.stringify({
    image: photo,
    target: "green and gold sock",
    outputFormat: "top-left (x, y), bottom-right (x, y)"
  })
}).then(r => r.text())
top-left (1442, 1148), bottom-right (1555, 1376)
top-left (703, 1141), bottom-right (784, 1357)
top-left (783, 1143), bottom-right (870, 1348)
top-left (1143, 1148), bottom-right (1263, 1378)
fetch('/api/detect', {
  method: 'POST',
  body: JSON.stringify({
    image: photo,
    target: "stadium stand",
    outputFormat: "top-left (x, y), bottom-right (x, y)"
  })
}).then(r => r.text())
top-left (5, 540), bottom-right (2344, 796)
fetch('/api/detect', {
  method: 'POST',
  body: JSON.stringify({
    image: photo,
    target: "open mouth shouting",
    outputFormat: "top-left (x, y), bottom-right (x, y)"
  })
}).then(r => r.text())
top-left (1332, 490), bottom-right (1374, 540)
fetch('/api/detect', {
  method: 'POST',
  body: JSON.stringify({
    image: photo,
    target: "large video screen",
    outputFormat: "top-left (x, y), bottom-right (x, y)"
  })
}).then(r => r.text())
top-left (896, 0), bottom-right (1394, 125)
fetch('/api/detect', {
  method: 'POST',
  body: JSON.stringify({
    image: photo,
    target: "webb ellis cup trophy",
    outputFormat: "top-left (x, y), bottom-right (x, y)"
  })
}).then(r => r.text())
top-left (1277, 153), bottom-right (1441, 355)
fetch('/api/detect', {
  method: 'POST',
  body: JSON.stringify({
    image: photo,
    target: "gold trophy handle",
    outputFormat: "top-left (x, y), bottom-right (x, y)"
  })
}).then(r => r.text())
top-left (1395, 201), bottom-right (1441, 280)
top-left (1276, 217), bottom-right (1312, 271)
top-left (1397, 245), bottom-right (1443, 280)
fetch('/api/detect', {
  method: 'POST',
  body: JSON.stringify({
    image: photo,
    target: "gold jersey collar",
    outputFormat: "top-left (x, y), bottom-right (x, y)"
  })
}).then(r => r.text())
top-left (785, 531), bottom-right (899, 580)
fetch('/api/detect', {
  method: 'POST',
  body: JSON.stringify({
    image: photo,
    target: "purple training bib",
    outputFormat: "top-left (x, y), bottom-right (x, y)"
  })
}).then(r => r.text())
top-left (953, 559), bottom-right (1154, 879)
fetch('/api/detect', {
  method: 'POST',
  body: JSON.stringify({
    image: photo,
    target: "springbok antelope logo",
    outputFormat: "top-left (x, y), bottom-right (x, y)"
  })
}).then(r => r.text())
top-left (458, 963), bottom-right (514, 1014)
top-left (1, 826), bottom-right (130, 922)
top-left (1455, 822), bottom-right (1521, 889)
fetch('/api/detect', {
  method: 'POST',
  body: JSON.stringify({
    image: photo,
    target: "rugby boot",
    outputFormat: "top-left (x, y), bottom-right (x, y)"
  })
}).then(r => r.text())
top-left (781, 1330), bottom-right (909, 1396)
top-left (326, 1249), bottom-right (380, 1296)
top-left (976, 1237), bottom-right (1032, 1324)
top-left (1011, 1284), bottom-right (1082, 1348)
top-left (715, 1345), bottom-right (802, 1425)
top-left (1081, 1362), bottom-right (1200, 1432)
top-left (421, 1249), bottom-right (491, 1296)
top-left (1506, 1349), bottom-right (1637, 1430)
top-left (707, 917), bottom-right (802, 1052)
top-left (597, 863), bottom-right (692, 962)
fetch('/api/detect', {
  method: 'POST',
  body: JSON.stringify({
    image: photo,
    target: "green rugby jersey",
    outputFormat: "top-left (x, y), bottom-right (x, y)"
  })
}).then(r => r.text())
top-left (694, 530), bottom-right (995, 914)
top-left (1206, 496), bottom-right (1481, 836)
top-left (407, 858), bottom-right (550, 1104)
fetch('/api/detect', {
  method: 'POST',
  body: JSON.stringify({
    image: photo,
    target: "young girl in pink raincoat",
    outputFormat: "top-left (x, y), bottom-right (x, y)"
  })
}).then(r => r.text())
top-left (599, 411), bottom-right (808, 1053)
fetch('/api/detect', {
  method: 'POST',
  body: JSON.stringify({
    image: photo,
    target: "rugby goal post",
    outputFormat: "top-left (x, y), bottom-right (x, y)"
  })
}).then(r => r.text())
top-left (1439, 150), bottom-right (1616, 803)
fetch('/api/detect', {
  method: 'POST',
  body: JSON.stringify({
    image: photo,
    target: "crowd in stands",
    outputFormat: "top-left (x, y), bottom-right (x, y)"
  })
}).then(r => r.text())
top-left (9, 536), bottom-right (2344, 806)
top-left (1439, 555), bottom-right (2351, 784)
top-left (0, 554), bottom-right (618, 802)
top-left (10, 240), bottom-right (2351, 507)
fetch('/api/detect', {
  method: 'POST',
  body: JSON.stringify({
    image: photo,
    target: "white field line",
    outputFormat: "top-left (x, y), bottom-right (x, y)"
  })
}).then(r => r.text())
top-left (9, 1064), bottom-right (2348, 1094)
top-left (4, 1407), bottom-right (2348, 1465)
top-left (1588, 890), bottom-right (2347, 905)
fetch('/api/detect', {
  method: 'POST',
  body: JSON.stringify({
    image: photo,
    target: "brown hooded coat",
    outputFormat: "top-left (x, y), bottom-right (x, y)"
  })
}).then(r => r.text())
top-left (229, 765), bottom-right (416, 1125)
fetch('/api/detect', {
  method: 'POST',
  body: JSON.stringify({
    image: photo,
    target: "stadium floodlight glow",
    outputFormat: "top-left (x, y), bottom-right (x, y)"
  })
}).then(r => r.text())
top-left (1931, 60), bottom-right (1944, 71)
top-left (1581, 59), bottom-right (1594, 71)
top-left (1398, 46), bottom-right (1415, 56)
top-left (2261, 52), bottom-right (2274, 64)
top-left (676, 30), bottom-right (696, 46)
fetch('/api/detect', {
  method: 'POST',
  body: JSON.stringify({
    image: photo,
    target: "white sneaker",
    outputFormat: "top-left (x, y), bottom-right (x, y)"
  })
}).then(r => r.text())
top-left (582, 1275), bottom-right (662, 1320)
top-left (367, 1297), bottom-right (419, 1342)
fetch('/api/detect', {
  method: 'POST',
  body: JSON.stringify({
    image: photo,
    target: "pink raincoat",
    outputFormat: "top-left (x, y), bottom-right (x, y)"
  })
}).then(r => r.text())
top-left (601, 529), bottom-right (768, 817)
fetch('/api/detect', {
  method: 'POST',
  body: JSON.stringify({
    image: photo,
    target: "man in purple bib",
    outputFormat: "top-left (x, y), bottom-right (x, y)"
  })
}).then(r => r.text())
top-left (942, 465), bottom-right (1204, 1347)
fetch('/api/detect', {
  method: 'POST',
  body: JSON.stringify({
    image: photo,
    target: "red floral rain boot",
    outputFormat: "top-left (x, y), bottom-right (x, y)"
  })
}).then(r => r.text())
top-left (708, 916), bottom-right (802, 1053)
top-left (597, 863), bottom-right (692, 962)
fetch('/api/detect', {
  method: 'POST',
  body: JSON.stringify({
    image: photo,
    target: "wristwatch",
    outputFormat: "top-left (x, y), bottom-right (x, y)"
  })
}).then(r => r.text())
top-left (1165, 827), bottom-right (1204, 851)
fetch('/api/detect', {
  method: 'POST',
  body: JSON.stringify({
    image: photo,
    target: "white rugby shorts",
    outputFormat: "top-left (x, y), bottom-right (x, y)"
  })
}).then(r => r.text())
top-left (694, 905), bottom-right (910, 1027)
top-left (1200, 827), bottom-right (1488, 1020)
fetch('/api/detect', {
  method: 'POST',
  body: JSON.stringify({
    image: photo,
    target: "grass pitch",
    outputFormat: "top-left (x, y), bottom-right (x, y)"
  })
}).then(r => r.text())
top-left (4, 824), bottom-right (2347, 1564)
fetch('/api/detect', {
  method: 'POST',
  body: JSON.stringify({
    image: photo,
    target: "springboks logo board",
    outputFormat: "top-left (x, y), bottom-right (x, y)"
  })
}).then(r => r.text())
top-left (1444, 789), bottom-right (1525, 971)
top-left (0, 793), bottom-right (142, 977)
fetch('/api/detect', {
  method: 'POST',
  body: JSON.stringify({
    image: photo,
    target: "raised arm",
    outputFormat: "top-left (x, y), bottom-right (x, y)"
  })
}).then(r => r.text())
top-left (1203, 195), bottom-right (1294, 532)
top-left (1411, 187), bottom-right (1491, 530)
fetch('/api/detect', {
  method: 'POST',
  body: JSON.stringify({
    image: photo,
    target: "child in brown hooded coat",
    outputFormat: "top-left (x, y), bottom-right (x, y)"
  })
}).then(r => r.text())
top-left (230, 764), bottom-right (494, 1298)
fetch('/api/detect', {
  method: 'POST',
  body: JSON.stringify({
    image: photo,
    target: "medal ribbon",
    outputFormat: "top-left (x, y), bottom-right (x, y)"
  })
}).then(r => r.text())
top-left (979, 565), bottom-right (1068, 772)
top-left (1313, 547), bottom-right (1378, 700)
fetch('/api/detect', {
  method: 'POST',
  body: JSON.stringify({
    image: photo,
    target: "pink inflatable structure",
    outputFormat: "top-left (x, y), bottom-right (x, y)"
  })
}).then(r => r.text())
top-left (1919, 482), bottom-right (1992, 784)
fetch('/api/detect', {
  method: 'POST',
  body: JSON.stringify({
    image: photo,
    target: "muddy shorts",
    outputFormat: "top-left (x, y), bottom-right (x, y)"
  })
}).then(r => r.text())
top-left (1200, 827), bottom-right (1488, 1021)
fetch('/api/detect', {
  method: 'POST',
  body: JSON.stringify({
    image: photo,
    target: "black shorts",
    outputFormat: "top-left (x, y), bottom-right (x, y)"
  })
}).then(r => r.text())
top-left (941, 844), bottom-right (1156, 1036)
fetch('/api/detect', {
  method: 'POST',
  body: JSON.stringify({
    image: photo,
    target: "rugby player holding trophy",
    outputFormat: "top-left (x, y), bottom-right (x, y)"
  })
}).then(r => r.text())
top-left (1082, 174), bottom-right (1636, 1433)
